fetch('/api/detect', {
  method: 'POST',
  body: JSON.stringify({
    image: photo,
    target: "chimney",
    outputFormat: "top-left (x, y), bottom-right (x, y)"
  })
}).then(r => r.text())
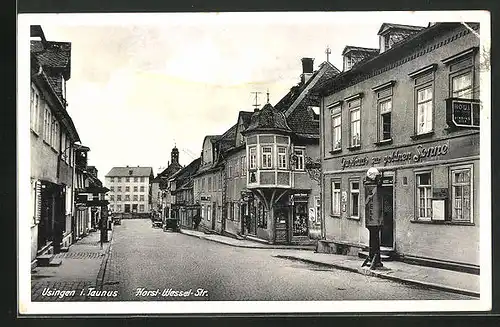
top-left (301, 58), bottom-right (314, 84)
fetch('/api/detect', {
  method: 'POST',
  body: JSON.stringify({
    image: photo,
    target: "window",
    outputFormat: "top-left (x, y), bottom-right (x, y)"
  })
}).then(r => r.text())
top-left (349, 180), bottom-right (360, 218)
top-left (125, 195), bottom-right (130, 201)
top-left (140, 186), bottom-right (144, 192)
top-left (235, 159), bottom-right (240, 176)
top-left (43, 107), bottom-right (52, 143)
top-left (416, 172), bottom-right (432, 219)
top-left (277, 146), bottom-right (287, 169)
top-left (257, 202), bottom-right (266, 228)
top-left (126, 177), bottom-right (130, 182)
top-left (241, 156), bottom-right (247, 176)
top-left (134, 177), bottom-right (138, 182)
top-left (293, 148), bottom-right (305, 171)
top-left (117, 195), bottom-right (122, 201)
top-left (30, 87), bottom-right (40, 133)
top-left (212, 176), bottom-right (216, 191)
top-left (117, 204), bottom-right (122, 211)
top-left (117, 177), bottom-right (122, 182)
top-left (201, 178), bottom-right (205, 191)
top-left (117, 186), bottom-right (122, 192)
top-left (332, 181), bottom-right (341, 216)
top-left (451, 167), bottom-right (472, 222)
top-left (230, 202), bottom-right (234, 220)
top-left (207, 205), bottom-right (211, 221)
top-left (416, 86), bottom-right (433, 134)
top-left (110, 186), bottom-right (114, 192)
top-left (140, 177), bottom-right (144, 182)
top-left (133, 195), bottom-right (138, 201)
top-left (349, 99), bottom-right (361, 147)
top-left (110, 195), bottom-right (114, 201)
top-left (133, 186), bottom-right (138, 192)
top-left (208, 177), bottom-right (212, 191)
top-left (139, 204), bottom-right (144, 212)
top-left (261, 146), bottom-right (273, 168)
top-left (235, 202), bottom-right (240, 222)
top-left (332, 114), bottom-right (342, 150)
top-left (249, 147), bottom-right (257, 170)
top-left (52, 121), bottom-right (59, 150)
top-left (379, 99), bottom-right (392, 141)
top-left (228, 163), bottom-right (232, 178)
top-left (111, 177), bottom-right (115, 183)
top-left (140, 195), bottom-right (144, 201)
top-left (125, 186), bottom-right (130, 192)
top-left (452, 72), bottom-right (473, 99)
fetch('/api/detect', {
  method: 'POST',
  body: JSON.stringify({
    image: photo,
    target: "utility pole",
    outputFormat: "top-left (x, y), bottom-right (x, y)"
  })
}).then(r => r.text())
top-left (251, 91), bottom-right (261, 111)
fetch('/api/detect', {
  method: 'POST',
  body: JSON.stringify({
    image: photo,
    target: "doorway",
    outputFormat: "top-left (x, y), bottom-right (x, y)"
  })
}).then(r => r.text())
top-left (380, 179), bottom-right (394, 248)
top-left (124, 204), bottom-right (131, 213)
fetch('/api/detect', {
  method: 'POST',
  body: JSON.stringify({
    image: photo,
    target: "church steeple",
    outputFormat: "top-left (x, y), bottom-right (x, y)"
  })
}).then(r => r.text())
top-left (171, 146), bottom-right (179, 165)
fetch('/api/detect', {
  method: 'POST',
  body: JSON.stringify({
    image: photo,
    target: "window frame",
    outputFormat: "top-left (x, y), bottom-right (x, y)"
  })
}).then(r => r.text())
top-left (293, 148), bottom-right (305, 171)
top-left (349, 179), bottom-right (360, 219)
top-left (415, 170), bottom-right (433, 221)
top-left (277, 146), bottom-right (288, 170)
top-left (348, 99), bottom-right (361, 148)
top-left (30, 86), bottom-right (41, 135)
top-left (415, 84), bottom-right (434, 135)
top-left (450, 69), bottom-right (474, 99)
top-left (332, 112), bottom-right (342, 151)
top-left (409, 66), bottom-right (436, 137)
top-left (331, 180), bottom-right (341, 217)
top-left (449, 164), bottom-right (474, 223)
top-left (261, 145), bottom-right (273, 169)
top-left (374, 84), bottom-right (394, 144)
top-left (249, 146), bottom-right (257, 170)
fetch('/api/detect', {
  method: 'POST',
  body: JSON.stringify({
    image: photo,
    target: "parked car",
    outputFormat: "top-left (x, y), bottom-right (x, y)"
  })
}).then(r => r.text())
top-left (112, 213), bottom-right (122, 225)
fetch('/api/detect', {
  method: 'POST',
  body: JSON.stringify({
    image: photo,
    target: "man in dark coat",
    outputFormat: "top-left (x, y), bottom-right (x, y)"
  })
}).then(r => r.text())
top-left (193, 210), bottom-right (201, 230)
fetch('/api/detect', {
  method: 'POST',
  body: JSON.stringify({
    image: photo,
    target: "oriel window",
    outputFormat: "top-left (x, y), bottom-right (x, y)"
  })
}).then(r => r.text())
top-left (277, 146), bottom-right (287, 169)
top-left (261, 146), bottom-right (273, 169)
top-left (249, 147), bottom-right (257, 170)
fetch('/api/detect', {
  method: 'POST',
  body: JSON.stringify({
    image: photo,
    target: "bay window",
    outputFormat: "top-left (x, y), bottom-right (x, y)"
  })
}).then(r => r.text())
top-left (277, 146), bottom-right (287, 169)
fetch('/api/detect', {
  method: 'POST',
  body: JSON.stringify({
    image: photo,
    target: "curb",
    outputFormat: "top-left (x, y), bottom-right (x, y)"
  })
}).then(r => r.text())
top-left (275, 255), bottom-right (480, 298)
top-left (96, 230), bottom-right (114, 291)
top-left (179, 230), bottom-right (315, 251)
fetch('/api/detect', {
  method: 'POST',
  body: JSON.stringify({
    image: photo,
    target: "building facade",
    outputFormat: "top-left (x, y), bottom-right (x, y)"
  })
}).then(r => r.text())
top-left (169, 158), bottom-right (201, 228)
top-left (105, 166), bottom-right (154, 217)
top-left (151, 147), bottom-right (183, 217)
top-left (316, 22), bottom-right (481, 269)
top-left (30, 25), bottom-right (80, 265)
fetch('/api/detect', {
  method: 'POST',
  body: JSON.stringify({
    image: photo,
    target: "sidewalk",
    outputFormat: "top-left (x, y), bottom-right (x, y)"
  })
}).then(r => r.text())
top-left (31, 229), bottom-right (113, 301)
top-left (180, 229), bottom-right (315, 250)
top-left (180, 229), bottom-right (480, 298)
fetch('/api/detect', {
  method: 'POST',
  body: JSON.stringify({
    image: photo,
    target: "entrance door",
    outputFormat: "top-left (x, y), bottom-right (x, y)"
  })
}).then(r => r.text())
top-left (274, 206), bottom-right (289, 244)
top-left (249, 200), bottom-right (257, 235)
top-left (124, 204), bottom-right (131, 213)
top-left (380, 185), bottom-right (394, 248)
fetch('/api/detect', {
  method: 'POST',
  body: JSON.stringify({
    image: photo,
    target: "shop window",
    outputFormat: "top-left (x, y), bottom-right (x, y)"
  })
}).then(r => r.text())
top-left (261, 146), bottom-right (273, 169)
top-left (349, 180), bottom-right (360, 218)
top-left (277, 146), bottom-right (288, 169)
top-left (293, 148), bottom-right (305, 171)
top-left (257, 202), bottom-right (267, 228)
top-left (293, 202), bottom-right (308, 236)
top-left (331, 180), bottom-right (341, 216)
top-left (416, 172), bottom-right (432, 220)
top-left (348, 99), bottom-right (361, 148)
top-left (450, 166), bottom-right (473, 222)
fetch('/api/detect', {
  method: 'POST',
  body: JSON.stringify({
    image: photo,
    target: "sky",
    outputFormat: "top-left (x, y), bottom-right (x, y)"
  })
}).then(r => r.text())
top-left (28, 12), bottom-right (481, 182)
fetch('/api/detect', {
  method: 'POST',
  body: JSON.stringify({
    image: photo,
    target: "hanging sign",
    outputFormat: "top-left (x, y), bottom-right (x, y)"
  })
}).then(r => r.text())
top-left (446, 98), bottom-right (480, 128)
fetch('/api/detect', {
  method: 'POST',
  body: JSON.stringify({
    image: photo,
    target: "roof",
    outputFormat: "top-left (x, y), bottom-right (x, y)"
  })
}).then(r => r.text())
top-left (30, 40), bottom-right (71, 79)
top-left (105, 166), bottom-right (153, 177)
top-left (342, 46), bottom-right (379, 56)
top-left (152, 162), bottom-right (183, 182)
top-left (170, 158), bottom-right (201, 182)
top-left (314, 23), bottom-right (473, 96)
top-left (243, 103), bottom-right (292, 135)
top-left (377, 23), bottom-right (425, 35)
top-left (274, 85), bottom-right (303, 113)
top-left (239, 111), bottom-right (254, 128)
top-left (217, 123), bottom-right (238, 153)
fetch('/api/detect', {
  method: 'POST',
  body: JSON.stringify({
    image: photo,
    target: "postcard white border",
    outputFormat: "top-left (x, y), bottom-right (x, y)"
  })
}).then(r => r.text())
top-left (17, 10), bottom-right (492, 315)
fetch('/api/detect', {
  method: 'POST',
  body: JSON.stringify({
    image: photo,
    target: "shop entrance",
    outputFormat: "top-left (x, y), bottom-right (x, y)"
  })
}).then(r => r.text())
top-left (380, 176), bottom-right (394, 248)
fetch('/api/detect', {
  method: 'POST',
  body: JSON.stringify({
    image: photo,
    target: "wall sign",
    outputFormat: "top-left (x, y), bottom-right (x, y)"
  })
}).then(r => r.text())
top-left (340, 141), bottom-right (450, 170)
top-left (308, 208), bottom-right (316, 222)
top-left (446, 98), bottom-right (480, 128)
top-left (341, 191), bottom-right (347, 202)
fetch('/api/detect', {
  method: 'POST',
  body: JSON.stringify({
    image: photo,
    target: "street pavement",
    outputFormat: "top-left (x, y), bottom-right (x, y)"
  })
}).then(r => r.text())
top-left (31, 229), bottom-right (113, 302)
top-left (101, 219), bottom-right (475, 301)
